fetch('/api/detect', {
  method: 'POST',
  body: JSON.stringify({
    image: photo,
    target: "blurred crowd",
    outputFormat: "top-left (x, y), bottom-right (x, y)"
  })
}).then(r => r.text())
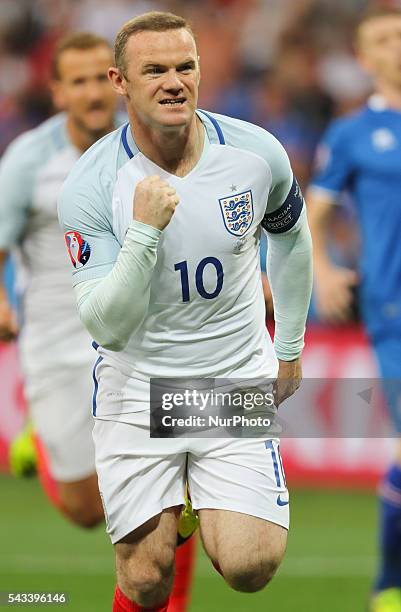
top-left (1, 0), bottom-right (398, 319)
top-left (0, 0), bottom-right (380, 178)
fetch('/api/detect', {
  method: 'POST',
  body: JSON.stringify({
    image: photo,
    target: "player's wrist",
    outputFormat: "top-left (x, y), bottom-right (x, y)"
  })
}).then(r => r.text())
top-left (278, 356), bottom-right (301, 363)
top-left (275, 340), bottom-right (304, 362)
top-left (128, 220), bottom-right (162, 243)
top-left (313, 256), bottom-right (334, 277)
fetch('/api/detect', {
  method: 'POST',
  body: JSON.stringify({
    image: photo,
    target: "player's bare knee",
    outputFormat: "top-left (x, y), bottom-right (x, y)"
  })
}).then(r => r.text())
top-left (117, 555), bottom-right (174, 606)
top-left (58, 477), bottom-right (103, 528)
top-left (126, 566), bottom-right (172, 606)
top-left (115, 522), bottom-right (176, 607)
top-left (73, 509), bottom-right (103, 529)
top-left (59, 492), bottom-right (104, 528)
top-left (221, 536), bottom-right (286, 594)
top-left (223, 555), bottom-right (282, 593)
top-left (62, 502), bottom-right (103, 529)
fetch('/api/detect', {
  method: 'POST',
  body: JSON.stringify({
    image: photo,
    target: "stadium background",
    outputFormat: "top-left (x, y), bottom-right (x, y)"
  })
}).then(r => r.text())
top-left (0, 0), bottom-right (396, 610)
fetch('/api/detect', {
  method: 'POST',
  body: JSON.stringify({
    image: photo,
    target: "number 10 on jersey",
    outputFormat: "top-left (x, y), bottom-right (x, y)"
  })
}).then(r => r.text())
top-left (174, 257), bottom-right (224, 302)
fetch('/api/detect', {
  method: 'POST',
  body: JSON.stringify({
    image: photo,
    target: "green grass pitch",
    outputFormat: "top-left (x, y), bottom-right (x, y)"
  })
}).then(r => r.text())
top-left (0, 475), bottom-right (377, 611)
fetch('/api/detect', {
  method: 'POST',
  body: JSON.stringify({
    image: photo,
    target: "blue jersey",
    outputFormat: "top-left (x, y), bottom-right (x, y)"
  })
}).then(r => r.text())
top-left (311, 95), bottom-right (401, 337)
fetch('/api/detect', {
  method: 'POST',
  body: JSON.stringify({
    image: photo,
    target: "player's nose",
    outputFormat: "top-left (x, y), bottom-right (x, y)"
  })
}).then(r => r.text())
top-left (85, 81), bottom-right (107, 102)
top-left (162, 69), bottom-right (184, 92)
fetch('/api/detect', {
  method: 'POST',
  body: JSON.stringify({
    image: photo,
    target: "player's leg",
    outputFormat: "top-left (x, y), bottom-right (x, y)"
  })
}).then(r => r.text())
top-left (57, 474), bottom-right (103, 528)
top-left (188, 436), bottom-right (289, 592)
top-left (371, 335), bottom-right (401, 611)
top-left (28, 369), bottom-right (104, 528)
top-left (114, 507), bottom-right (180, 610)
top-left (199, 509), bottom-right (286, 592)
top-left (34, 424), bottom-right (102, 527)
top-left (92, 415), bottom-right (187, 610)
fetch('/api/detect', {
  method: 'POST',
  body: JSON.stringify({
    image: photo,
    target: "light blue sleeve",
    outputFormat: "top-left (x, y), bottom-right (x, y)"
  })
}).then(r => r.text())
top-left (58, 137), bottom-right (122, 286)
top-left (58, 130), bottom-right (164, 351)
top-left (74, 221), bottom-right (161, 351)
top-left (0, 133), bottom-right (37, 249)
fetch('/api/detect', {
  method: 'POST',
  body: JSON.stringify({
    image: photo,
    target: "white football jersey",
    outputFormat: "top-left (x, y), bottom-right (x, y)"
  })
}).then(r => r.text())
top-left (59, 111), bottom-right (303, 416)
top-left (0, 114), bottom-right (123, 379)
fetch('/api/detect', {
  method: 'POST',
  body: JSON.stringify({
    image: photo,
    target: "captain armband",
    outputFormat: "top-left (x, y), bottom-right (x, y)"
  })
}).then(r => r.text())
top-left (262, 177), bottom-right (304, 234)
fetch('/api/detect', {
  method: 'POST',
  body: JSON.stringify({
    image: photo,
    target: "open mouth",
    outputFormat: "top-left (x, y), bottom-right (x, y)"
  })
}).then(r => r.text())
top-left (159, 98), bottom-right (186, 106)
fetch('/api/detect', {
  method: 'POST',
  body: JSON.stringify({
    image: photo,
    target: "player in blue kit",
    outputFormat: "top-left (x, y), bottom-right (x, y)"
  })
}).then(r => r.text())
top-left (308, 8), bottom-right (401, 612)
top-left (58, 11), bottom-right (312, 612)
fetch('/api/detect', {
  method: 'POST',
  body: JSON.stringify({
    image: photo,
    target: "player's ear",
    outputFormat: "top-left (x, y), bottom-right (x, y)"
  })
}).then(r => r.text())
top-left (108, 66), bottom-right (127, 97)
top-left (197, 55), bottom-right (201, 86)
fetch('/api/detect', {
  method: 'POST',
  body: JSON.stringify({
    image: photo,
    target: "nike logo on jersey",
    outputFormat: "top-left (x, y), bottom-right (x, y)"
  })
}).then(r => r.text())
top-left (276, 494), bottom-right (289, 507)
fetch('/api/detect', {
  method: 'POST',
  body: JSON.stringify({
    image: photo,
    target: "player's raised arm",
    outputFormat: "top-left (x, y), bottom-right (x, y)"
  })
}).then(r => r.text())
top-left (262, 141), bottom-right (313, 404)
top-left (58, 173), bottom-right (179, 352)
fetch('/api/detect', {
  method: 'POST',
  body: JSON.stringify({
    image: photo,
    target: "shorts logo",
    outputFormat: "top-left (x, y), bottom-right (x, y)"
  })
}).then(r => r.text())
top-left (65, 231), bottom-right (91, 268)
top-left (219, 189), bottom-right (254, 237)
top-left (276, 494), bottom-right (289, 507)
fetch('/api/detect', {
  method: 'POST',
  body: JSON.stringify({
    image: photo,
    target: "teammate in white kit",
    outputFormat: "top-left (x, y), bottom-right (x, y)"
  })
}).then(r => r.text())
top-left (58, 12), bottom-right (313, 612)
top-left (0, 32), bottom-right (118, 527)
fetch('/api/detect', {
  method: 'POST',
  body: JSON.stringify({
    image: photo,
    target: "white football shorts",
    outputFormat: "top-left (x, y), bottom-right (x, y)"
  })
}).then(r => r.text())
top-left (93, 412), bottom-right (290, 544)
top-left (25, 365), bottom-right (96, 482)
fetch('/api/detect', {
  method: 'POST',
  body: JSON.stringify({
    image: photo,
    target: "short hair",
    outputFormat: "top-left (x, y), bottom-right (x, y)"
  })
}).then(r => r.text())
top-left (355, 7), bottom-right (401, 45)
top-left (52, 32), bottom-right (112, 80)
top-left (114, 11), bottom-right (195, 78)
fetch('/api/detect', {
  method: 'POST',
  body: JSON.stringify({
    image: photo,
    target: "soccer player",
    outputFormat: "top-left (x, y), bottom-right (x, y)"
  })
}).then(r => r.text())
top-left (308, 8), bottom-right (401, 612)
top-left (58, 11), bottom-right (312, 612)
top-left (0, 32), bottom-right (196, 611)
top-left (0, 32), bottom-right (118, 527)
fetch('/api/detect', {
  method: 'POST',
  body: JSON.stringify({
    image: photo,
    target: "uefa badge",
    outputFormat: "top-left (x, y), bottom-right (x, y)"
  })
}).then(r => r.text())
top-left (219, 189), bottom-right (254, 237)
top-left (65, 231), bottom-right (91, 268)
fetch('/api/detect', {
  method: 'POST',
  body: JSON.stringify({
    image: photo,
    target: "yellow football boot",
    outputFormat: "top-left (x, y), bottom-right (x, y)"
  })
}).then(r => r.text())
top-left (177, 483), bottom-right (199, 546)
top-left (9, 422), bottom-right (37, 477)
top-left (370, 589), bottom-right (401, 612)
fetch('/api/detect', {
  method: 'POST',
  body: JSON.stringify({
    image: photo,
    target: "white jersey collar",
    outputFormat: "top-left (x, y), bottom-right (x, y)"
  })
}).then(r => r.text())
top-left (368, 94), bottom-right (389, 111)
top-left (367, 93), bottom-right (401, 114)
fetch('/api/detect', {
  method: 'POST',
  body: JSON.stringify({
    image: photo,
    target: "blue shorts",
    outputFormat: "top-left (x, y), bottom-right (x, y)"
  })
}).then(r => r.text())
top-left (372, 335), bottom-right (401, 433)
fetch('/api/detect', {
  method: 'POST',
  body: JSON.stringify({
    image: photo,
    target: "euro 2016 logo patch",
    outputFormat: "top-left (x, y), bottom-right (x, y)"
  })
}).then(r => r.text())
top-left (219, 190), bottom-right (254, 237)
top-left (65, 231), bottom-right (91, 268)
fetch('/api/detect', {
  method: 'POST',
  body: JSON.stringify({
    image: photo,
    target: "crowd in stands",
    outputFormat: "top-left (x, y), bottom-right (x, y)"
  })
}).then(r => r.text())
top-left (1, 0), bottom-right (394, 319)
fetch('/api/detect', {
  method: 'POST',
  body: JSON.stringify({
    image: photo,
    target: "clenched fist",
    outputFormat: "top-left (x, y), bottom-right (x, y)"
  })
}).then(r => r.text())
top-left (133, 175), bottom-right (179, 231)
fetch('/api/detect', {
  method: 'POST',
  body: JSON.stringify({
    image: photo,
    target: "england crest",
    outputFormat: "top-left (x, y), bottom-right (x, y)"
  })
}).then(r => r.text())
top-left (219, 189), bottom-right (254, 237)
